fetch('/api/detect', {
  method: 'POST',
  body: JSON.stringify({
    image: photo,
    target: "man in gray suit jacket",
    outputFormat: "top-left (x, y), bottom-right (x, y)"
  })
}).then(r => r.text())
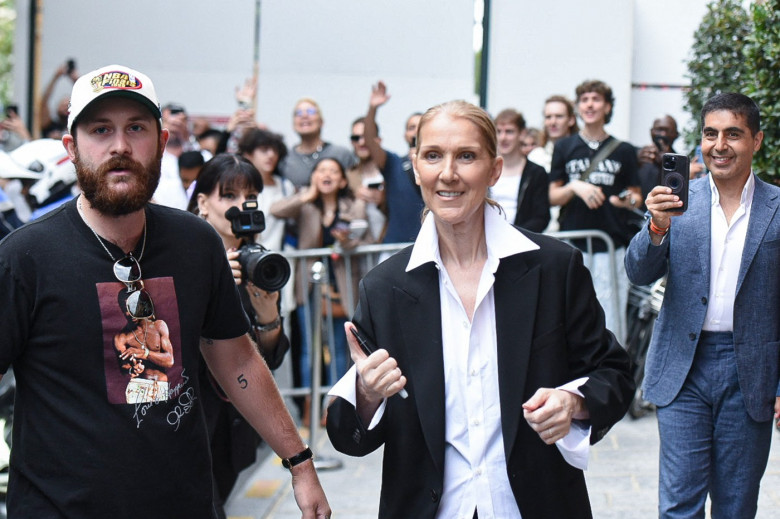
top-left (625, 92), bottom-right (780, 519)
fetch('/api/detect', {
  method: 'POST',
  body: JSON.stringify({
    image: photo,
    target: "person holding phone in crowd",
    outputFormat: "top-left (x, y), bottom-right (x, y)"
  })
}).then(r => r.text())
top-left (326, 99), bottom-right (633, 518)
top-left (188, 153), bottom-right (290, 518)
top-left (625, 92), bottom-right (780, 518)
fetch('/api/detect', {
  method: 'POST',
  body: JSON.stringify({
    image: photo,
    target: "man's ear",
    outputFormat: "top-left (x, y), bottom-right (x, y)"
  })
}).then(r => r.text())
top-left (160, 128), bottom-right (170, 150)
top-left (62, 134), bottom-right (77, 162)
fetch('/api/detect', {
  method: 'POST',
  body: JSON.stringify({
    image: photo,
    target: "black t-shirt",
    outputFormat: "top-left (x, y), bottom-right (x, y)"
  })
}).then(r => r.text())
top-left (0, 199), bottom-right (249, 518)
top-left (550, 135), bottom-right (640, 250)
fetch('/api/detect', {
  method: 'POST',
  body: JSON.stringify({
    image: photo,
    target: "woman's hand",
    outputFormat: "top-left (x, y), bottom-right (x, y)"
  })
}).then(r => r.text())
top-left (299, 185), bottom-right (320, 204)
top-left (522, 388), bottom-right (588, 445)
top-left (330, 227), bottom-right (350, 244)
top-left (227, 248), bottom-right (243, 285)
top-left (344, 322), bottom-right (406, 423)
top-left (246, 281), bottom-right (280, 321)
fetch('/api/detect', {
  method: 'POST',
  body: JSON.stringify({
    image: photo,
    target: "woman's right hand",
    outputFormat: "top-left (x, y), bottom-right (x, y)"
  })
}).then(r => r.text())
top-left (227, 248), bottom-right (243, 285)
top-left (345, 322), bottom-right (406, 407)
top-left (304, 184), bottom-right (321, 204)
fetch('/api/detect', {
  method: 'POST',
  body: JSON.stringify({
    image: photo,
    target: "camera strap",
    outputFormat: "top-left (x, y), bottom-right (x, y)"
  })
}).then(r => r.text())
top-left (579, 137), bottom-right (622, 184)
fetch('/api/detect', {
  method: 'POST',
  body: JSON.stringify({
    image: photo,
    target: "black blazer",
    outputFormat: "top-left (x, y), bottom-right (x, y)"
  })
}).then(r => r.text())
top-left (327, 230), bottom-right (633, 519)
top-left (513, 160), bottom-right (550, 232)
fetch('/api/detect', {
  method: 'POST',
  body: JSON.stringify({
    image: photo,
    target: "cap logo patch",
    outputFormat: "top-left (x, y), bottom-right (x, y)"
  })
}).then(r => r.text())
top-left (90, 71), bottom-right (142, 93)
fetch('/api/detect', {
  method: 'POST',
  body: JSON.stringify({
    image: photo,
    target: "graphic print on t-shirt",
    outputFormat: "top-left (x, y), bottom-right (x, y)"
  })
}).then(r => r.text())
top-left (97, 277), bottom-right (184, 406)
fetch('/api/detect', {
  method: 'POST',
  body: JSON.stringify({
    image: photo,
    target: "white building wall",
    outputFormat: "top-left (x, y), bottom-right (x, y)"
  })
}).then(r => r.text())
top-left (14, 0), bottom-right (475, 155)
top-left (256, 0), bottom-right (476, 154)
top-left (487, 0), bottom-right (709, 152)
top-left (630, 0), bottom-right (709, 149)
top-left (487, 0), bottom-right (636, 142)
top-left (13, 0), bottom-right (712, 154)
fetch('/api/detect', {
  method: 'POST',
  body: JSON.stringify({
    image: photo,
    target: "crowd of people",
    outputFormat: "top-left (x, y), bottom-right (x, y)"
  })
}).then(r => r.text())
top-left (2, 59), bottom-right (777, 519)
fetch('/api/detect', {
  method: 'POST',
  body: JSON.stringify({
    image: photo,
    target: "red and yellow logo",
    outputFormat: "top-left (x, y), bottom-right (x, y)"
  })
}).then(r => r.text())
top-left (90, 71), bottom-right (142, 93)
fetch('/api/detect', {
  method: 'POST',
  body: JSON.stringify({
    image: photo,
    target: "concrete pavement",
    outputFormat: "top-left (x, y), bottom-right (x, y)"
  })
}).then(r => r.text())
top-left (226, 412), bottom-right (780, 518)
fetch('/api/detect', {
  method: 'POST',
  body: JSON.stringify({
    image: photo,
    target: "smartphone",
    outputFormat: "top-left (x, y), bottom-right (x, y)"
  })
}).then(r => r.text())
top-left (659, 153), bottom-right (689, 212)
top-left (333, 219), bottom-right (350, 232)
top-left (5, 104), bottom-right (18, 117)
top-left (66, 59), bottom-right (76, 75)
top-left (349, 326), bottom-right (409, 399)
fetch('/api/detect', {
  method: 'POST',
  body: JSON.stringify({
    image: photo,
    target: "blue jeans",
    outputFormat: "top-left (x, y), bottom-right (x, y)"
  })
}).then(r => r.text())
top-left (296, 304), bottom-right (348, 388)
top-left (656, 331), bottom-right (772, 518)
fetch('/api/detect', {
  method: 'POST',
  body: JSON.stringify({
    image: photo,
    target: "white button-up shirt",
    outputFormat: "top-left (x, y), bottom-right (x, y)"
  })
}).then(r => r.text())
top-left (330, 205), bottom-right (591, 518)
top-left (703, 174), bottom-right (754, 332)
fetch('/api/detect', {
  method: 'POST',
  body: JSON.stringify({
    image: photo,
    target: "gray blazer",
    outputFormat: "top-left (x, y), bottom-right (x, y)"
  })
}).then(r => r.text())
top-left (625, 175), bottom-right (780, 421)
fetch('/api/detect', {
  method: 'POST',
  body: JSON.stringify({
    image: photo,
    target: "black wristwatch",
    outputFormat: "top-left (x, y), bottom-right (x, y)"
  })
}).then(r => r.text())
top-left (281, 446), bottom-right (313, 470)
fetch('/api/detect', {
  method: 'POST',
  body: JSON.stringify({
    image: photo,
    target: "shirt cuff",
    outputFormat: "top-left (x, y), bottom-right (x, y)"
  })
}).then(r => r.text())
top-left (327, 365), bottom-right (387, 430)
top-left (554, 377), bottom-right (591, 470)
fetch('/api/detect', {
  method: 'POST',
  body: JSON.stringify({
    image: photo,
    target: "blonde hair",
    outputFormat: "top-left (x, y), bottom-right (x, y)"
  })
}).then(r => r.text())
top-left (415, 100), bottom-right (502, 220)
top-left (416, 100), bottom-right (498, 159)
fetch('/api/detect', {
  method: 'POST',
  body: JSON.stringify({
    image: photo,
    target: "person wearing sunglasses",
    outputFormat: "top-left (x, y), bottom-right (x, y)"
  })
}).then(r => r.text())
top-left (280, 97), bottom-right (355, 190)
top-left (0, 64), bottom-right (330, 519)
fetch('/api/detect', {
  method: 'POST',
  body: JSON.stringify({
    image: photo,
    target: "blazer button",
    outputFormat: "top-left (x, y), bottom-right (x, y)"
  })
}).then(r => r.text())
top-left (701, 296), bottom-right (708, 305)
top-left (430, 489), bottom-right (439, 502)
top-left (689, 332), bottom-right (697, 341)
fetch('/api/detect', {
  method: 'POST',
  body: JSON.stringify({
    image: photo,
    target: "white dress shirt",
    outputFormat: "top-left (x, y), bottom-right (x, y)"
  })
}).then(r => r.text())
top-left (330, 205), bottom-right (592, 518)
top-left (702, 174), bottom-right (754, 332)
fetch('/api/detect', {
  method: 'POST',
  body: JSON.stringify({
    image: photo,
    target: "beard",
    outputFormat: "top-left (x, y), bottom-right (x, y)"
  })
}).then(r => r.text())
top-left (76, 146), bottom-right (163, 216)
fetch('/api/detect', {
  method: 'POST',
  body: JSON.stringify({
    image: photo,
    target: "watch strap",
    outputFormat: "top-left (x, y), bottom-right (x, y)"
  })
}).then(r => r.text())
top-left (281, 446), bottom-right (313, 469)
top-left (254, 315), bottom-right (281, 333)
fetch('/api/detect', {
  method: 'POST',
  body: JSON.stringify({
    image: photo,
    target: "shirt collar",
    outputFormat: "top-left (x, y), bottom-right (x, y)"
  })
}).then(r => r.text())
top-left (406, 204), bottom-right (540, 272)
top-left (709, 171), bottom-right (755, 208)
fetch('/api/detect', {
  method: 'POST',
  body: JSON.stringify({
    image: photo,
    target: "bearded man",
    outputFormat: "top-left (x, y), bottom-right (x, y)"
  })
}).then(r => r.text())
top-left (0, 64), bottom-right (331, 519)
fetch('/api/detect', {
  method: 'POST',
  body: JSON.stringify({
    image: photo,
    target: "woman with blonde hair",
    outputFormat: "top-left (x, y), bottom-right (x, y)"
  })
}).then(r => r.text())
top-left (327, 100), bottom-right (633, 518)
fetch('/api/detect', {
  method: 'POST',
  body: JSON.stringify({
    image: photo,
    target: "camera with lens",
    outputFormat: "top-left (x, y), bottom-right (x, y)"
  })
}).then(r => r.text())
top-left (225, 201), bottom-right (291, 292)
top-left (659, 153), bottom-right (689, 213)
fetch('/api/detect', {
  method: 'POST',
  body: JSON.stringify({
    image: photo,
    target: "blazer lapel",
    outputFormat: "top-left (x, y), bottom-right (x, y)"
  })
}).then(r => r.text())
top-left (395, 263), bottom-right (447, 476)
top-left (493, 253), bottom-right (538, 462)
top-left (737, 177), bottom-right (780, 294)
top-left (687, 179), bottom-right (712, 277)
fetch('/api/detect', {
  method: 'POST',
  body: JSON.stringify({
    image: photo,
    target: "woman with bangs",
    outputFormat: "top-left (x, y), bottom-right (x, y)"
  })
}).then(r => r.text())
top-left (188, 152), bottom-right (290, 518)
top-left (326, 100), bottom-right (633, 518)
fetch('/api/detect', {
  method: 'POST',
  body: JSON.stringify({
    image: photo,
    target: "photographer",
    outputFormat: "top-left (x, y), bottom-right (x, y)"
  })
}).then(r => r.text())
top-left (188, 153), bottom-right (290, 518)
top-left (636, 115), bottom-right (679, 209)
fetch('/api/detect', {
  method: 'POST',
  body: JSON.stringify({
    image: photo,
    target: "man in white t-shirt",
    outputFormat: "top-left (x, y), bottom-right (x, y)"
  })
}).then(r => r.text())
top-left (491, 108), bottom-right (550, 232)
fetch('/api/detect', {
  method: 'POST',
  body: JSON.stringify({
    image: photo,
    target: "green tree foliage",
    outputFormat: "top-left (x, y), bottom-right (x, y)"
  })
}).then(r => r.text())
top-left (743, 0), bottom-right (780, 181)
top-left (0, 0), bottom-right (15, 108)
top-left (683, 0), bottom-right (751, 149)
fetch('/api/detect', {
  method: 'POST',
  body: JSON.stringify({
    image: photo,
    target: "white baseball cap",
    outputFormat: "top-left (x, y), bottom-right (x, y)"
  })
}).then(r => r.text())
top-left (67, 64), bottom-right (162, 132)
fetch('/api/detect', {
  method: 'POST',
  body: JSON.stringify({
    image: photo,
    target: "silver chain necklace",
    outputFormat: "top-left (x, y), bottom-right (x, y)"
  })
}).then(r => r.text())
top-left (77, 197), bottom-right (147, 262)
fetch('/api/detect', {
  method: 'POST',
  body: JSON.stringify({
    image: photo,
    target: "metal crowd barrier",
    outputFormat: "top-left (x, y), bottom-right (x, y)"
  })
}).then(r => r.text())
top-left (274, 228), bottom-right (623, 434)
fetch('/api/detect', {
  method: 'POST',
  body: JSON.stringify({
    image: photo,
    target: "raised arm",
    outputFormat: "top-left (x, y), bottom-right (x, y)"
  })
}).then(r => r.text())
top-left (363, 81), bottom-right (389, 171)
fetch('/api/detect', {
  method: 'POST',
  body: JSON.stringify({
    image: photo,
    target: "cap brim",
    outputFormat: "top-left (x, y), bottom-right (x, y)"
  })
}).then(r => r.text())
top-left (70, 90), bottom-right (162, 131)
